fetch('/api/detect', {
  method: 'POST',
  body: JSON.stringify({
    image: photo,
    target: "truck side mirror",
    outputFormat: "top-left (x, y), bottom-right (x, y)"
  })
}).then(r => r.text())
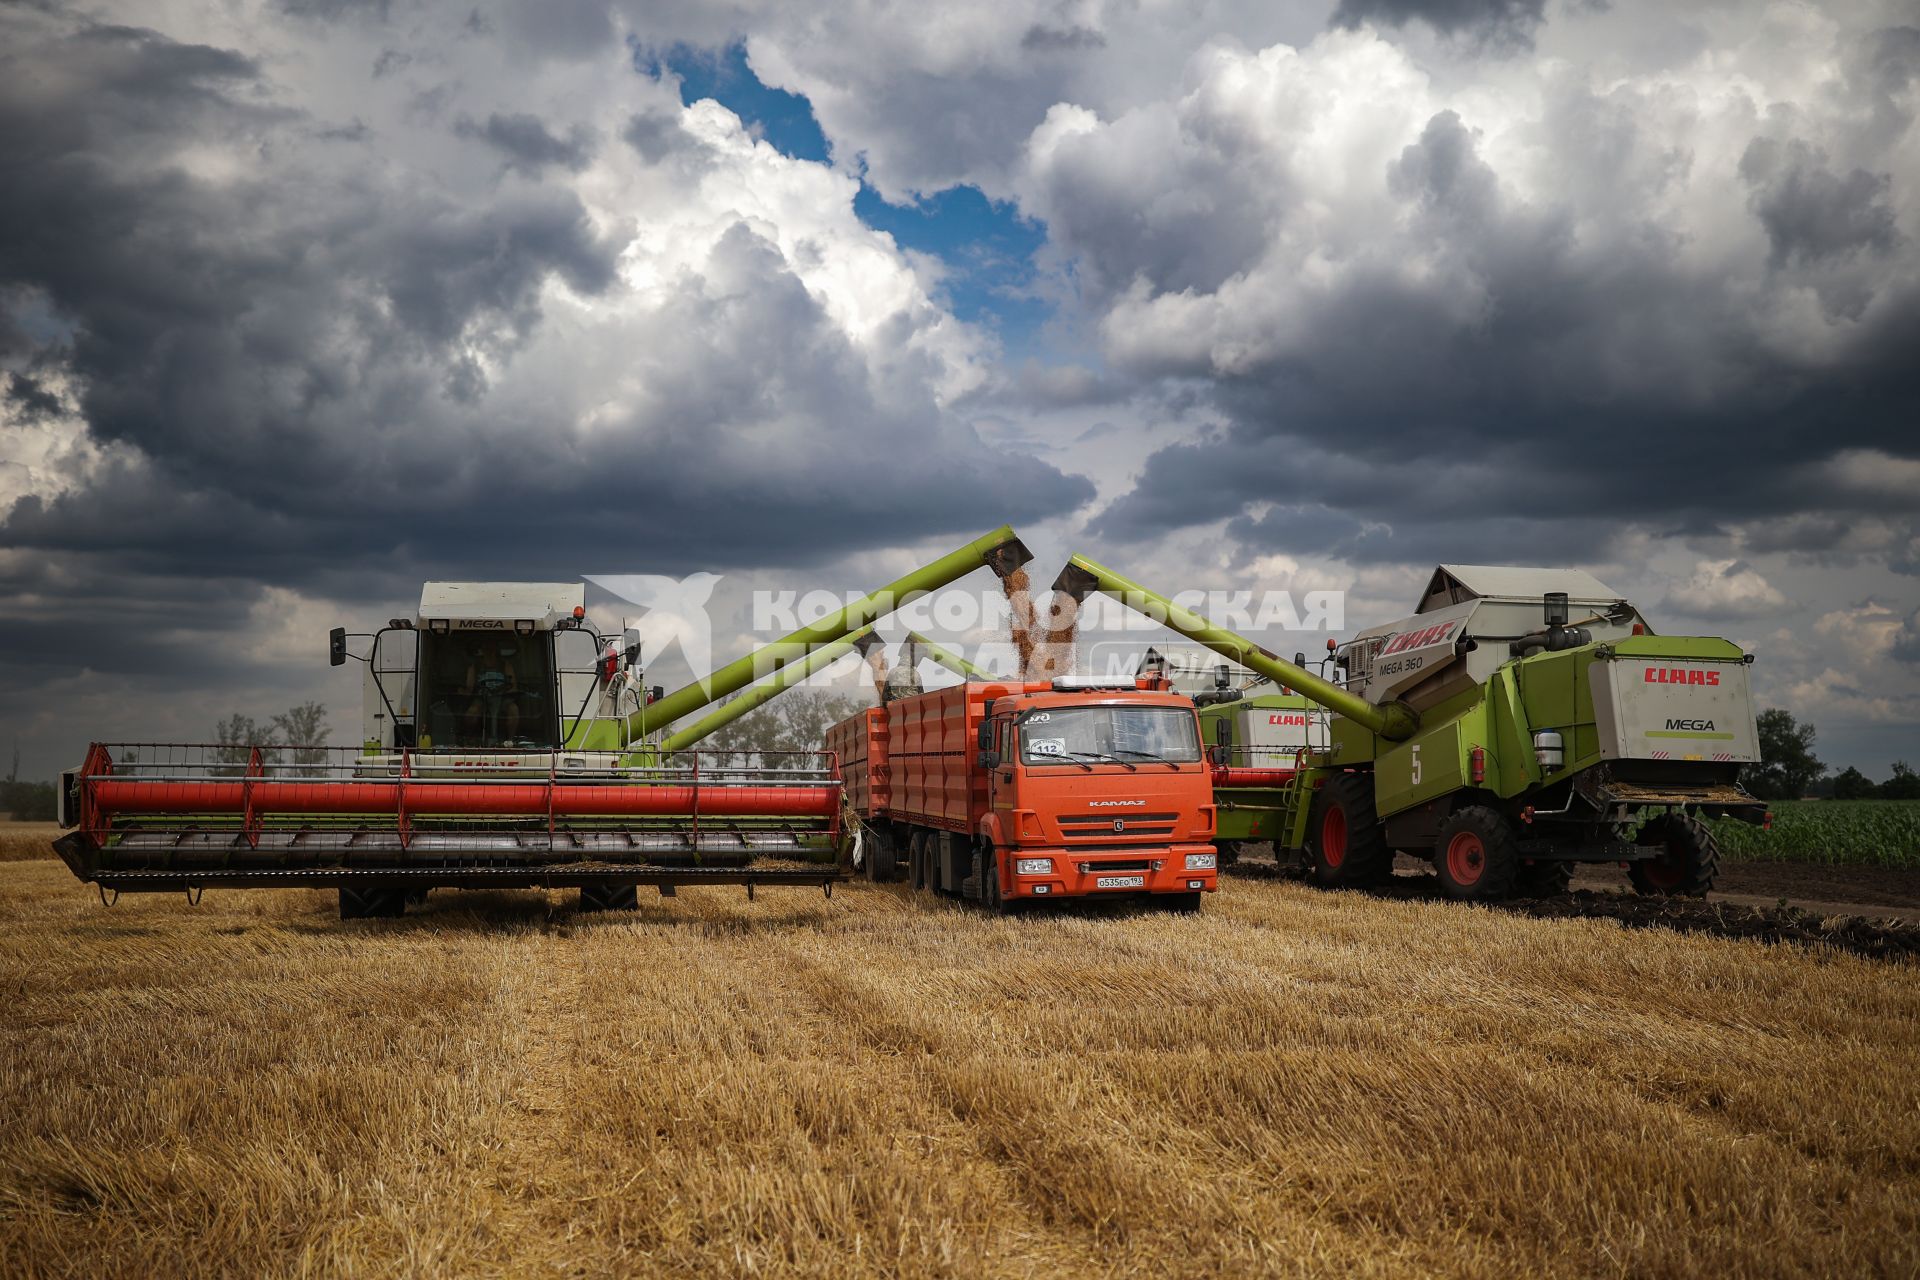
top-left (977, 721), bottom-right (992, 750)
top-left (329, 627), bottom-right (347, 666)
top-left (977, 750), bottom-right (1000, 769)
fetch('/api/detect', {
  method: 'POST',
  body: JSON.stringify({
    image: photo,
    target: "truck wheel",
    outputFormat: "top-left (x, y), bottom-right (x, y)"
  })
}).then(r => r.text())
top-left (579, 883), bottom-right (640, 912)
top-left (1433, 807), bottom-right (1521, 901)
top-left (1305, 773), bottom-right (1392, 888)
top-left (1513, 860), bottom-right (1573, 897)
top-left (865, 828), bottom-right (897, 883)
top-left (910, 831), bottom-right (933, 893)
top-left (1629, 813), bottom-right (1719, 897)
top-left (338, 887), bottom-right (406, 919)
top-left (1158, 891), bottom-right (1202, 914)
top-left (980, 848), bottom-right (1012, 914)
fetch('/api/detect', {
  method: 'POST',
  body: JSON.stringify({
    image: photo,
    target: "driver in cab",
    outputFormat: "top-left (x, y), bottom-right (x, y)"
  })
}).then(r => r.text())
top-left (460, 636), bottom-right (521, 745)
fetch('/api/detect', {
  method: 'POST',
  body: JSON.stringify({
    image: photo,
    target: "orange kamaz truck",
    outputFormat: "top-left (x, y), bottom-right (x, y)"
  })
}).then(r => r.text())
top-left (825, 678), bottom-right (1219, 912)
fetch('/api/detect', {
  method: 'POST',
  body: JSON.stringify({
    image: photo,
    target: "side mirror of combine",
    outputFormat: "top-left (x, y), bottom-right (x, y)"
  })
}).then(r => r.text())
top-left (328, 627), bottom-right (347, 666)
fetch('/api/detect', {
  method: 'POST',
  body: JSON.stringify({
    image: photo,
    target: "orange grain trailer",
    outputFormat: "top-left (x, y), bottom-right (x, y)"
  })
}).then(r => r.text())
top-left (826, 679), bottom-right (1219, 912)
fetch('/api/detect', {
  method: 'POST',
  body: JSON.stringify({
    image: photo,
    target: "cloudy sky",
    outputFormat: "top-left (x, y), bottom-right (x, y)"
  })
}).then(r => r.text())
top-left (2, 0), bottom-right (1917, 780)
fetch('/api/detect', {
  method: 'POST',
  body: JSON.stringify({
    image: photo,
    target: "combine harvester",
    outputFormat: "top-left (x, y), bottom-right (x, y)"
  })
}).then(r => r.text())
top-left (51, 529), bottom-right (1032, 916)
top-left (1053, 558), bottom-right (1767, 901)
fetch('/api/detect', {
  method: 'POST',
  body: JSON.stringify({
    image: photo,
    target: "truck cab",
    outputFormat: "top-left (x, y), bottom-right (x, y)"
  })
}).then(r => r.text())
top-left (975, 682), bottom-right (1219, 905)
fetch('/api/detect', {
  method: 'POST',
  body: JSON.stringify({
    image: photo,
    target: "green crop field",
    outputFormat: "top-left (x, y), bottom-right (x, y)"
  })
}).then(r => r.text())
top-left (1710, 800), bottom-right (1920, 869)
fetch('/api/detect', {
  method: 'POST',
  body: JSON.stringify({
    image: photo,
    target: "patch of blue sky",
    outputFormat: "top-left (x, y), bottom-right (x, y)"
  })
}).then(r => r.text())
top-left (641, 40), bottom-right (1055, 348)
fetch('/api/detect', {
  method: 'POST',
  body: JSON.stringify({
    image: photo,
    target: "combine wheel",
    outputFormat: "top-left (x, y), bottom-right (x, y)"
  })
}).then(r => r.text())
top-left (1628, 812), bottom-right (1720, 898)
top-left (1305, 773), bottom-right (1392, 889)
top-left (579, 884), bottom-right (640, 912)
top-left (1514, 859), bottom-right (1574, 897)
top-left (338, 887), bottom-right (407, 919)
top-left (1433, 807), bottom-right (1521, 901)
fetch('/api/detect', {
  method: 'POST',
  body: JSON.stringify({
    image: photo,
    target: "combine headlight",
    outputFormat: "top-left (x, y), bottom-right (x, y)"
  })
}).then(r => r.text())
top-left (1015, 858), bottom-right (1053, 875)
top-left (1184, 853), bottom-right (1217, 870)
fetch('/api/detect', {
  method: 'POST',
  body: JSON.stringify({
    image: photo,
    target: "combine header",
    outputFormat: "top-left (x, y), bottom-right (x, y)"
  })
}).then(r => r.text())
top-left (53, 528), bottom-right (1031, 916)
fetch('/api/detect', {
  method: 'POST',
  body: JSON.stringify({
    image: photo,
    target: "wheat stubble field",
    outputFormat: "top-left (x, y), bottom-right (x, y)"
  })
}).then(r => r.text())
top-left (1, 854), bottom-right (1916, 1279)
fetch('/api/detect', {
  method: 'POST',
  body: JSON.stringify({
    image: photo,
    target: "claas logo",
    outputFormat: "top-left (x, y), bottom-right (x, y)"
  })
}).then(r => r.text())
top-left (1379, 621), bottom-right (1459, 656)
top-left (1267, 714), bottom-right (1308, 726)
top-left (1644, 667), bottom-right (1720, 686)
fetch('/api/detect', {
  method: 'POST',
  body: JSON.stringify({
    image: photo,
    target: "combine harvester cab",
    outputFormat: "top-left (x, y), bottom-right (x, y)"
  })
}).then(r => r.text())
top-left (1052, 557), bottom-right (1768, 903)
top-left (828, 677), bottom-right (1221, 912)
top-left (53, 529), bottom-right (1033, 917)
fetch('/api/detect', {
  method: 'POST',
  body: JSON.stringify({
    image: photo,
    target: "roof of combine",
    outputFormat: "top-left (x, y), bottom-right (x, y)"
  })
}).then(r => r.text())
top-left (1417, 565), bottom-right (1623, 614)
top-left (418, 581), bottom-right (584, 627)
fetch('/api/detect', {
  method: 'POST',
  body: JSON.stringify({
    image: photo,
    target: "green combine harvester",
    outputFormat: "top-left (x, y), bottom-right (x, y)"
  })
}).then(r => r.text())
top-left (1055, 558), bottom-right (1768, 900)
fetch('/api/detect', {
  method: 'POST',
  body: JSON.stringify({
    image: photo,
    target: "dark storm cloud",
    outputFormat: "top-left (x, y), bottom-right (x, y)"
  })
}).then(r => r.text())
top-left (0, 4), bottom-right (1092, 714)
top-left (1021, 24), bottom-right (1106, 53)
top-left (1330, 0), bottom-right (1546, 47)
top-left (1739, 139), bottom-right (1900, 268)
top-left (456, 112), bottom-right (598, 174)
top-left (1068, 62), bottom-right (1920, 569)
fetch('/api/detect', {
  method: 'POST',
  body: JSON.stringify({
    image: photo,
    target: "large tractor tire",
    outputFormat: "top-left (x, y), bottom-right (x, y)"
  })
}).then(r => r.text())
top-left (1305, 772), bottom-right (1392, 889)
top-left (338, 886), bottom-right (407, 919)
top-left (1514, 859), bottom-right (1574, 897)
top-left (1629, 812), bottom-right (1720, 897)
top-left (1433, 807), bottom-right (1521, 901)
top-left (579, 883), bottom-right (640, 912)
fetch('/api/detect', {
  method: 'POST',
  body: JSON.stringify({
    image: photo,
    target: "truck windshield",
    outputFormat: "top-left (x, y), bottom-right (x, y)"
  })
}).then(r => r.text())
top-left (1019, 706), bottom-right (1200, 766)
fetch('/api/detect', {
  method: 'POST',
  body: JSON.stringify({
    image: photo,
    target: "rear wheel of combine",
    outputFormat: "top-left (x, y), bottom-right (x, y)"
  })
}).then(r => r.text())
top-left (338, 887), bottom-right (407, 919)
top-left (1514, 859), bottom-right (1574, 897)
top-left (1629, 812), bottom-right (1719, 897)
top-left (1305, 773), bottom-right (1392, 889)
top-left (1433, 807), bottom-right (1521, 901)
top-left (579, 883), bottom-right (640, 912)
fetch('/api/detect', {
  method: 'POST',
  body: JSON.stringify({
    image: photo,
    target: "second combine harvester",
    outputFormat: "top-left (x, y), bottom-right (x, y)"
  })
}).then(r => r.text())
top-left (1051, 558), bottom-right (1767, 901)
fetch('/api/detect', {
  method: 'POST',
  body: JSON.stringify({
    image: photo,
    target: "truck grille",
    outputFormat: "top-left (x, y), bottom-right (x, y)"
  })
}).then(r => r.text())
top-left (1057, 812), bottom-right (1178, 840)
top-left (1076, 860), bottom-right (1153, 873)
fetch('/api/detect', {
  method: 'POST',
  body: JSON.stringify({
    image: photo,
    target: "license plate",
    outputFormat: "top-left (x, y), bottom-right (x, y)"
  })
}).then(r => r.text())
top-left (1096, 875), bottom-right (1145, 889)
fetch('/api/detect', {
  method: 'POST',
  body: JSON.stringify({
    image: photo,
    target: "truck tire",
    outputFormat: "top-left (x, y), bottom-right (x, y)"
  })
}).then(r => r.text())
top-left (1433, 807), bottom-right (1521, 901)
top-left (865, 828), bottom-right (897, 883)
top-left (910, 831), bottom-right (932, 893)
top-left (1629, 812), bottom-right (1719, 897)
top-left (1513, 859), bottom-right (1574, 897)
top-left (980, 847), bottom-right (1012, 914)
top-left (1157, 891), bottom-right (1202, 914)
top-left (1305, 773), bottom-right (1392, 888)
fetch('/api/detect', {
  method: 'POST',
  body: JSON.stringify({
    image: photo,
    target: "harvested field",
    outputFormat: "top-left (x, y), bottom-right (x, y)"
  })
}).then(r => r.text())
top-left (2, 858), bottom-right (1916, 1277)
top-left (0, 823), bottom-right (61, 863)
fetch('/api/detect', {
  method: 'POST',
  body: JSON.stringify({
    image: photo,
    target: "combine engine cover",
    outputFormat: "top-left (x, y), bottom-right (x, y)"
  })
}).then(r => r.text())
top-left (1592, 657), bottom-right (1760, 763)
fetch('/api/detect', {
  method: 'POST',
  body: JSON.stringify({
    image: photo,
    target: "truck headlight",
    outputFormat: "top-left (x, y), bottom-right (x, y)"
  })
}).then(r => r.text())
top-left (1184, 853), bottom-right (1217, 870)
top-left (1015, 858), bottom-right (1053, 875)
